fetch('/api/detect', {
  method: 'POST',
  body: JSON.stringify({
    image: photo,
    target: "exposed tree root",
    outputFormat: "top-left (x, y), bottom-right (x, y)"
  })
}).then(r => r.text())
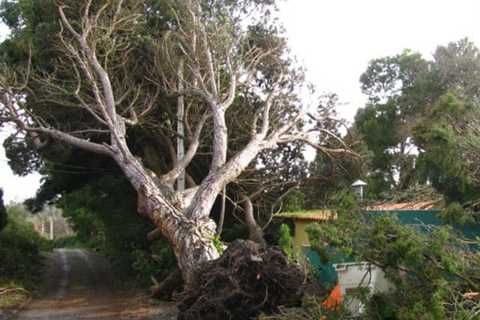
top-left (176, 240), bottom-right (307, 320)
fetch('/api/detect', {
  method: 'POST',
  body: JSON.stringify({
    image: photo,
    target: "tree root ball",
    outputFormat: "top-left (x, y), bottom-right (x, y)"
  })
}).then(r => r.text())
top-left (176, 240), bottom-right (305, 320)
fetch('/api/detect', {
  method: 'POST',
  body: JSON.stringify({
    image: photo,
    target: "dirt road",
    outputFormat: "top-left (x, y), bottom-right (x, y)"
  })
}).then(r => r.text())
top-left (14, 249), bottom-right (177, 320)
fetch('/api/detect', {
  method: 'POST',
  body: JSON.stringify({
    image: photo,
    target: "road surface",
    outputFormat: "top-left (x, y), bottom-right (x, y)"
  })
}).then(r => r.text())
top-left (14, 249), bottom-right (177, 320)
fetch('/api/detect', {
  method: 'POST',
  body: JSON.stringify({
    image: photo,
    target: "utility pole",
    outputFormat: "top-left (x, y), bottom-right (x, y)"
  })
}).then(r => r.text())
top-left (49, 216), bottom-right (54, 240)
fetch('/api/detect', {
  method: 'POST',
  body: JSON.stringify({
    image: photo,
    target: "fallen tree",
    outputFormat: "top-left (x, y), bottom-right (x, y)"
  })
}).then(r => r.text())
top-left (0, 0), bottom-right (353, 298)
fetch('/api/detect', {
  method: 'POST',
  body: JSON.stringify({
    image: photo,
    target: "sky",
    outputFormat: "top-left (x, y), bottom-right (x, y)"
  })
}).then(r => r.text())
top-left (1, 0), bottom-right (480, 202)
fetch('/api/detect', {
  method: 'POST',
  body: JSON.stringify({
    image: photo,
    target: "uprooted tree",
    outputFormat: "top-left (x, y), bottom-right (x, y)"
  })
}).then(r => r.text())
top-left (0, 0), bottom-right (352, 287)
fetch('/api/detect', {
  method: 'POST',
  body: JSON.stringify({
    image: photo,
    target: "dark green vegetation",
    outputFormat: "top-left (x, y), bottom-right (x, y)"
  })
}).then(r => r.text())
top-left (0, 204), bottom-right (46, 309)
top-left (58, 176), bottom-right (176, 284)
top-left (308, 204), bottom-right (480, 319)
top-left (0, 189), bottom-right (6, 232)
top-left (354, 39), bottom-right (480, 207)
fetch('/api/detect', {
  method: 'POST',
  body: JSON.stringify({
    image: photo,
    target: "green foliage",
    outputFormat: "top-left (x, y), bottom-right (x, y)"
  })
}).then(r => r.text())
top-left (439, 202), bottom-right (474, 225)
top-left (355, 38), bottom-right (480, 203)
top-left (131, 239), bottom-right (176, 283)
top-left (307, 204), bottom-right (480, 319)
top-left (3, 136), bottom-right (41, 176)
top-left (278, 223), bottom-right (294, 261)
top-left (212, 236), bottom-right (224, 255)
top-left (306, 190), bottom-right (359, 257)
top-left (47, 235), bottom-right (88, 250)
top-left (301, 94), bottom-right (366, 208)
top-left (282, 190), bottom-right (305, 212)
top-left (0, 204), bottom-right (45, 290)
top-left (0, 188), bottom-right (6, 232)
top-left (58, 175), bottom-right (176, 282)
top-left (414, 92), bottom-right (480, 204)
top-left (354, 50), bottom-right (432, 197)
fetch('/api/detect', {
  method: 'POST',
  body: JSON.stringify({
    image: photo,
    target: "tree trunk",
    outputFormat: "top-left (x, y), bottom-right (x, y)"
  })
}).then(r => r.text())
top-left (240, 194), bottom-right (266, 247)
top-left (113, 150), bottom-right (219, 285)
top-left (139, 183), bottom-right (220, 285)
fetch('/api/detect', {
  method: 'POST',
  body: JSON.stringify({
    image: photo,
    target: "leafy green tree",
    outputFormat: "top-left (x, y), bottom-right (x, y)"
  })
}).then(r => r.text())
top-left (412, 40), bottom-right (480, 206)
top-left (413, 92), bottom-right (480, 204)
top-left (355, 39), bottom-right (480, 204)
top-left (355, 50), bottom-right (433, 197)
top-left (0, 189), bottom-right (7, 231)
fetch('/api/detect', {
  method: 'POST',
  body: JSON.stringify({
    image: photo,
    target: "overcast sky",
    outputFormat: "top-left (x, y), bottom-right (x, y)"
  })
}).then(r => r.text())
top-left (2, 0), bottom-right (480, 202)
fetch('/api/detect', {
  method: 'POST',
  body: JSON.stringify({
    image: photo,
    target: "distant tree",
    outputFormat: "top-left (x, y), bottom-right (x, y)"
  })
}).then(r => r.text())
top-left (355, 50), bottom-right (433, 197)
top-left (413, 40), bottom-right (480, 205)
top-left (0, 189), bottom-right (6, 231)
top-left (355, 39), bottom-right (480, 204)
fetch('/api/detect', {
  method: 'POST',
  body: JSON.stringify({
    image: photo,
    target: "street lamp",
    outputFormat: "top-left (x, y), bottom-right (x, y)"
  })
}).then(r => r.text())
top-left (351, 180), bottom-right (367, 201)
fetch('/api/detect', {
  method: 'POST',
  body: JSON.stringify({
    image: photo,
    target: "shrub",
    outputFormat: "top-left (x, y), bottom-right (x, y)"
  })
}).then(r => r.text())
top-left (278, 223), bottom-right (294, 261)
top-left (0, 204), bottom-right (45, 291)
top-left (0, 189), bottom-right (6, 232)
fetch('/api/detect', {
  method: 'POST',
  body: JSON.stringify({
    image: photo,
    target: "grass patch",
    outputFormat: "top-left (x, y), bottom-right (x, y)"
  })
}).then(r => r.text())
top-left (0, 285), bottom-right (31, 309)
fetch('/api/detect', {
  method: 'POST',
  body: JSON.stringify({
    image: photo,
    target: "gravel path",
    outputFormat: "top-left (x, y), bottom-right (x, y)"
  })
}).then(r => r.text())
top-left (14, 249), bottom-right (177, 320)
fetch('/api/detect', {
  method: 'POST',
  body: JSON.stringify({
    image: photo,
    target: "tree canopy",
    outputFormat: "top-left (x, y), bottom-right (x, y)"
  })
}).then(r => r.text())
top-left (354, 38), bottom-right (480, 208)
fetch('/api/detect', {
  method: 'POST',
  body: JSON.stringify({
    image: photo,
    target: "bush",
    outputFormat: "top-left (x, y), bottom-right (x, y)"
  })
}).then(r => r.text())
top-left (278, 224), bottom-right (294, 261)
top-left (0, 189), bottom-right (6, 232)
top-left (59, 176), bottom-right (177, 285)
top-left (306, 203), bottom-right (480, 320)
top-left (0, 204), bottom-right (45, 292)
top-left (132, 238), bottom-right (176, 284)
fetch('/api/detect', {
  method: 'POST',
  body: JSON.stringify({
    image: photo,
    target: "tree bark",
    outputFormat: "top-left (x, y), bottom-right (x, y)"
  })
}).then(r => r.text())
top-left (240, 194), bottom-right (266, 247)
top-left (104, 121), bottom-right (220, 284)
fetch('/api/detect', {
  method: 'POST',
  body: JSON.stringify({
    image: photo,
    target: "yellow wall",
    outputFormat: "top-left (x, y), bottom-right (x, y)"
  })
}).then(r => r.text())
top-left (293, 220), bottom-right (311, 252)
